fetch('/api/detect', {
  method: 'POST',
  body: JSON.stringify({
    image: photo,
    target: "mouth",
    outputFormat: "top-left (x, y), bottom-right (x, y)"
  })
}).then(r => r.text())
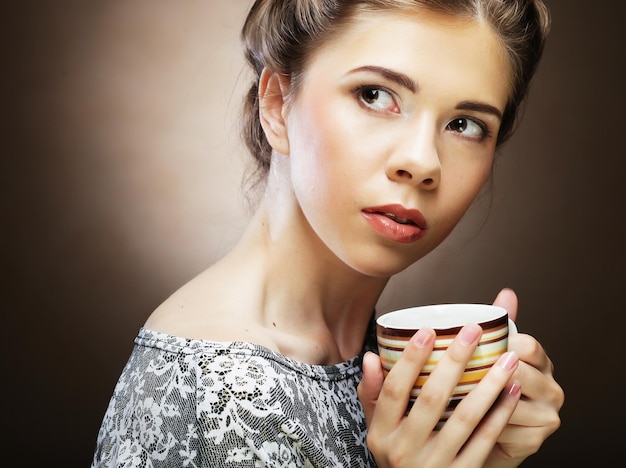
top-left (362, 204), bottom-right (427, 243)
top-left (363, 204), bottom-right (427, 229)
top-left (377, 211), bottom-right (418, 226)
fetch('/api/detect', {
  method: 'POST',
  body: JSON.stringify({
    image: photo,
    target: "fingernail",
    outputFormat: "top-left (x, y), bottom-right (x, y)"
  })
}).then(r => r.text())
top-left (459, 324), bottom-right (482, 346)
top-left (497, 351), bottom-right (519, 370)
top-left (411, 327), bottom-right (433, 348)
top-left (507, 380), bottom-right (522, 397)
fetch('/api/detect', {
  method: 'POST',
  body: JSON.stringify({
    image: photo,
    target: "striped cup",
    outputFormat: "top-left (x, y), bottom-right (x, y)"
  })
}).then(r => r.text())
top-left (376, 304), bottom-right (510, 429)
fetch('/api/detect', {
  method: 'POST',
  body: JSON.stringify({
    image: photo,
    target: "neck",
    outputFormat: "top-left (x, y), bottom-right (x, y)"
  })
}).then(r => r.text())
top-left (226, 186), bottom-right (388, 363)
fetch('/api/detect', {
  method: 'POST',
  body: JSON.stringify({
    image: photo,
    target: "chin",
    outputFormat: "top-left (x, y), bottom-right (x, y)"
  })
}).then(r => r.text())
top-left (346, 253), bottom-right (421, 279)
top-left (330, 237), bottom-right (435, 278)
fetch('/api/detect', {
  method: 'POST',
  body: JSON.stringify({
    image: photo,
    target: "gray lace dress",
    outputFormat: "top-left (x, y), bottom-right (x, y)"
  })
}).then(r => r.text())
top-left (92, 326), bottom-right (378, 467)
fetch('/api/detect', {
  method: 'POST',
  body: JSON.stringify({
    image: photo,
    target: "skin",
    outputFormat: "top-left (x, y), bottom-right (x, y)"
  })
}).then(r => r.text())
top-left (146, 8), bottom-right (563, 466)
top-left (282, 10), bottom-right (508, 279)
top-left (360, 288), bottom-right (563, 467)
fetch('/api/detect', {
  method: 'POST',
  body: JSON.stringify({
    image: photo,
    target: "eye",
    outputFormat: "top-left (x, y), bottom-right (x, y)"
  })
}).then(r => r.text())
top-left (446, 117), bottom-right (489, 140)
top-left (356, 86), bottom-right (399, 113)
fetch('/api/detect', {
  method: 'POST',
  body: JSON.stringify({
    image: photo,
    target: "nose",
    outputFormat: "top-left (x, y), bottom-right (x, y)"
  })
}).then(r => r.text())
top-left (385, 120), bottom-right (441, 190)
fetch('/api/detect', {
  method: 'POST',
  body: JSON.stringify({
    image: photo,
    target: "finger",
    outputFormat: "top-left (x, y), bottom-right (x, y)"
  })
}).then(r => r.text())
top-left (505, 360), bottom-right (564, 440)
top-left (407, 324), bottom-right (482, 435)
top-left (492, 423), bottom-right (553, 461)
top-left (506, 374), bottom-right (564, 430)
top-left (497, 410), bottom-right (562, 457)
top-left (372, 327), bottom-right (436, 430)
top-left (457, 380), bottom-right (522, 465)
top-left (510, 360), bottom-right (559, 404)
top-left (507, 334), bottom-right (554, 374)
top-left (493, 288), bottom-right (518, 323)
top-left (439, 351), bottom-right (520, 453)
top-left (506, 397), bottom-right (561, 429)
top-left (357, 351), bottom-right (385, 427)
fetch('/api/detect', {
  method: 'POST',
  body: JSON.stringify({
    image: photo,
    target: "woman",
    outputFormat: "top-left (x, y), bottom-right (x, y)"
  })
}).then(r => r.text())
top-left (92, 1), bottom-right (563, 466)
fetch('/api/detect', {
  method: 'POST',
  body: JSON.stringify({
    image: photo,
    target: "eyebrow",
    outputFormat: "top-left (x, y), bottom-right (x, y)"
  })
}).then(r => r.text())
top-left (347, 65), bottom-right (418, 93)
top-left (455, 101), bottom-right (503, 121)
top-left (347, 66), bottom-right (503, 120)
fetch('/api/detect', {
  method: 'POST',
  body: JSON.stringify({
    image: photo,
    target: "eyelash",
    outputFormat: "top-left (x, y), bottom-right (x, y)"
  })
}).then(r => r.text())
top-left (352, 85), bottom-right (399, 114)
top-left (352, 84), bottom-right (494, 142)
top-left (446, 117), bottom-right (492, 142)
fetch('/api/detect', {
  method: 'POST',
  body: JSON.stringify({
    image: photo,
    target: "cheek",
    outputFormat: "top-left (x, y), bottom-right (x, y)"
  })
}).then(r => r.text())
top-left (288, 102), bottom-right (358, 195)
top-left (434, 151), bottom-right (494, 223)
top-left (449, 162), bottom-right (493, 217)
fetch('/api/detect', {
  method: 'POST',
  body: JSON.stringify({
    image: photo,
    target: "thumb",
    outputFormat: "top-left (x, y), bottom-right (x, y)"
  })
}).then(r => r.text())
top-left (493, 287), bottom-right (519, 323)
top-left (357, 351), bottom-right (385, 427)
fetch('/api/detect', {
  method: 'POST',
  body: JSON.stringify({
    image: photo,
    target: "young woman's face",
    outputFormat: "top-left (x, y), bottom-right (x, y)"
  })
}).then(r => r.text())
top-left (282, 9), bottom-right (511, 277)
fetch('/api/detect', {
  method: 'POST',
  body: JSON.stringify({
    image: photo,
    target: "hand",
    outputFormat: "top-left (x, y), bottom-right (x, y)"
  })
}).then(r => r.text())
top-left (484, 289), bottom-right (564, 467)
top-left (359, 322), bottom-right (522, 467)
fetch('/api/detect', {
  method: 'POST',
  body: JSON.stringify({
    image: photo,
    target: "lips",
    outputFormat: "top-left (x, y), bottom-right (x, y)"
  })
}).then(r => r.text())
top-left (362, 204), bottom-right (427, 243)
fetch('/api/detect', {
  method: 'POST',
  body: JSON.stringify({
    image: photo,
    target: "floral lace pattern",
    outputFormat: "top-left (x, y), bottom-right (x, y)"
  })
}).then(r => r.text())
top-left (92, 328), bottom-right (378, 467)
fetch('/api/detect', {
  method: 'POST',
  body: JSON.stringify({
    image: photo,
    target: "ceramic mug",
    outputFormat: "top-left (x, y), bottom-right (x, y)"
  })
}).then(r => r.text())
top-left (376, 303), bottom-right (513, 429)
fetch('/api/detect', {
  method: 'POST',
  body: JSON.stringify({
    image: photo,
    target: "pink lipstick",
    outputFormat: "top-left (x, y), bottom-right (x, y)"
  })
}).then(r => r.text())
top-left (362, 204), bottom-right (427, 243)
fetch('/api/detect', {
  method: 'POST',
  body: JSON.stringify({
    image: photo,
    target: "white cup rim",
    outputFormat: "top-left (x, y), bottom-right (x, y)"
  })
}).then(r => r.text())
top-left (377, 303), bottom-right (507, 331)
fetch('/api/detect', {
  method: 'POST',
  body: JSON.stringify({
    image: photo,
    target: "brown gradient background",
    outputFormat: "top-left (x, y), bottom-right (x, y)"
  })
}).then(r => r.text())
top-left (2, 1), bottom-right (624, 466)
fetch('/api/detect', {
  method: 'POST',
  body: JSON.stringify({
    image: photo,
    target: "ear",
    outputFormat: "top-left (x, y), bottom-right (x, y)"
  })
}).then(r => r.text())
top-left (258, 68), bottom-right (290, 156)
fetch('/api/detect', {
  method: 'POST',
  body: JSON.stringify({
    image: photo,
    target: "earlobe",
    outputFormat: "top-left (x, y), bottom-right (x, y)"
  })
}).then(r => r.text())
top-left (259, 68), bottom-right (290, 156)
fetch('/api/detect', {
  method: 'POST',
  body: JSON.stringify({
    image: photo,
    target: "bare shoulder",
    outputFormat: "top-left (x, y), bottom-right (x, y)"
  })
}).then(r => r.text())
top-left (144, 262), bottom-right (261, 343)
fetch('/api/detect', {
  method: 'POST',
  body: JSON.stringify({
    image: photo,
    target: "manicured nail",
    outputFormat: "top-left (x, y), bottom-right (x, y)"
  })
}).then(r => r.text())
top-left (497, 351), bottom-right (519, 370)
top-left (411, 327), bottom-right (433, 347)
top-left (459, 324), bottom-right (482, 346)
top-left (507, 380), bottom-right (522, 397)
